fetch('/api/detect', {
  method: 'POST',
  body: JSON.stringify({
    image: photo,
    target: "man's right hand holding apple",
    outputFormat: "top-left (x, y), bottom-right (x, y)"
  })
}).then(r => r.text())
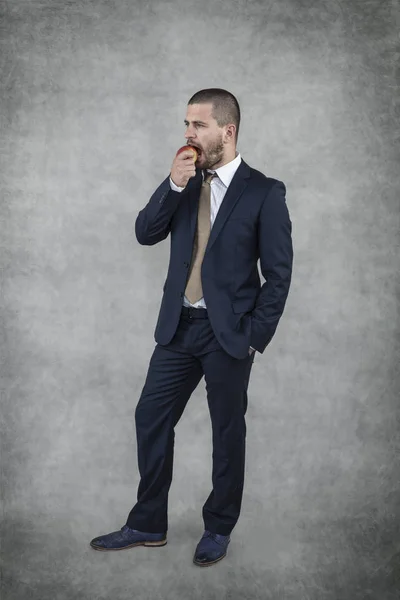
top-left (170, 147), bottom-right (197, 189)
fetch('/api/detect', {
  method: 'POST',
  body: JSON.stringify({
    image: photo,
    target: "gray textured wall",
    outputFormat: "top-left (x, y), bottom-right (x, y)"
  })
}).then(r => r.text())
top-left (1, 0), bottom-right (399, 598)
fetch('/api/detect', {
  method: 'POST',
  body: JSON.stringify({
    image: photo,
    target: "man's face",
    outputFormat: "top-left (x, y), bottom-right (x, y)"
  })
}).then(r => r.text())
top-left (184, 103), bottom-right (225, 170)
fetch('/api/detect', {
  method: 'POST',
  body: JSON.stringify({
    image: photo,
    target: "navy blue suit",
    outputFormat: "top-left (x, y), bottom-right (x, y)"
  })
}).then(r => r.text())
top-left (136, 160), bottom-right (292, 358)
top-left (126, 159), bottom-right (293, 535)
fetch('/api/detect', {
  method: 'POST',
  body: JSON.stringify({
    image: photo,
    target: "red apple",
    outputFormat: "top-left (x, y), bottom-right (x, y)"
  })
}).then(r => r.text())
top-left (176, 145), bottom-right (198, 162)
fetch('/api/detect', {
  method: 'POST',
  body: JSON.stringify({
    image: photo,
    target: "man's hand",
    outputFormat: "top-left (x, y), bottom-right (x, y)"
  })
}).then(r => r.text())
top-left (170, 150), bottom-right (197, 188)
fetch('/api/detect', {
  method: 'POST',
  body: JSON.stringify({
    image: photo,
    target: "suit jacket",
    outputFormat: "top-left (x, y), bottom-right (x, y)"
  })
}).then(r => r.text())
top-left (135, 159), bottom-right (293, 359)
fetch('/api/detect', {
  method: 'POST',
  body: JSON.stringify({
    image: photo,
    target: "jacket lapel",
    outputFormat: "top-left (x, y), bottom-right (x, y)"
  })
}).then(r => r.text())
top-left (206, 160), bottom-right (251, 254)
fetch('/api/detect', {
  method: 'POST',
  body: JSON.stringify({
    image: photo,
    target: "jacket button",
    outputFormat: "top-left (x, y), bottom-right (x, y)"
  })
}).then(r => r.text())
top-left (180, 292), bottom-right (184, 298)
top-left (184, 262), bottom-right (189, 268)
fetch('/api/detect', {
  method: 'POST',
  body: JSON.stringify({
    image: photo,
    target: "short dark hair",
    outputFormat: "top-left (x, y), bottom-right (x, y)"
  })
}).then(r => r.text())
top-left (188, 88), bottom-right (241, 141)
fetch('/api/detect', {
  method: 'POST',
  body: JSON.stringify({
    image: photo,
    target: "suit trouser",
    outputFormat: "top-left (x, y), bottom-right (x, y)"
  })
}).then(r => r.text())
top-left (126, 306), bottom-right (255, 536)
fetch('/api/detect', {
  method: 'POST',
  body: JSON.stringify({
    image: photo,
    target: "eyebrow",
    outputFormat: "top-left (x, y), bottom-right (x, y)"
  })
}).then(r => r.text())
top-left (184, 120), bottom-right (208, 126)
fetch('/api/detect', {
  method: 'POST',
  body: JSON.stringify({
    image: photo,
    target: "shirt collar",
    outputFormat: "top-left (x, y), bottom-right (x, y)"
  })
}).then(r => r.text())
top-left (203, 151), bottom-right (242, 188)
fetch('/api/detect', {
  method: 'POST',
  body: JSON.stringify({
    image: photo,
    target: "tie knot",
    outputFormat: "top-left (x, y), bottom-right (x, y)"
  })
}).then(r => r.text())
top-left (204, 171), bottom-right (216, 185)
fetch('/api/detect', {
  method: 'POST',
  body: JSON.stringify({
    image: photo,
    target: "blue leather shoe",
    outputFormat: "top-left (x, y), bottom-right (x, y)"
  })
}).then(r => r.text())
top-left (193, 530), bottom-right (231, 567)
top-left (90, 525), bottom-right (167, 551)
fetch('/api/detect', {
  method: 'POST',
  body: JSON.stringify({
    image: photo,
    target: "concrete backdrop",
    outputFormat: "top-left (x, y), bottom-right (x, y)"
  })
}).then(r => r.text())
top-left (1, 0), bottom-right (399, 598)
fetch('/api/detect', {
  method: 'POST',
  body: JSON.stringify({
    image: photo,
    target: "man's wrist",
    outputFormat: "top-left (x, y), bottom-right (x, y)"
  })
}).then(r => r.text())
top-left (169, 177), bottom-right (185, 192)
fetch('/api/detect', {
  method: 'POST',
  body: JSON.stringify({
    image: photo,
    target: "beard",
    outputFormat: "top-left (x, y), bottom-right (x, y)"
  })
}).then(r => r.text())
top-left (198, 134), bottom-right (224, 170)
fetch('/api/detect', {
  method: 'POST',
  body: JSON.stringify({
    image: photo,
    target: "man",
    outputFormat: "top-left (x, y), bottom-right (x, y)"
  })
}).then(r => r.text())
top-left (90, 88), bottom-right (293, 567)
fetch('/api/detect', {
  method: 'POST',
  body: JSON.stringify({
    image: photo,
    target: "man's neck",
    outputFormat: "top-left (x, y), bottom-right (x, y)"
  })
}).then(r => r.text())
top-left (211, 149), bottom-right (237, 170)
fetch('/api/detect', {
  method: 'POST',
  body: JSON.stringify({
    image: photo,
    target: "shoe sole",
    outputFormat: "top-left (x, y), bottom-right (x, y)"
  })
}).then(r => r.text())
top-left (193, 552), bottom-right (227, 567)
top-left (90, 539), bottom-right (167, 551)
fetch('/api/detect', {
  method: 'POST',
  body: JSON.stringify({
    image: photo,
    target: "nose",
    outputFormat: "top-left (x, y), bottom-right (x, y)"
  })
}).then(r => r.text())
top-left (185, 125), bottom-right (196, 141)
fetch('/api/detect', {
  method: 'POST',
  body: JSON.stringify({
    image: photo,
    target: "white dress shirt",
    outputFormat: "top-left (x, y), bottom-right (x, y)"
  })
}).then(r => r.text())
top-left (169, 151), bottom-right (256, 354)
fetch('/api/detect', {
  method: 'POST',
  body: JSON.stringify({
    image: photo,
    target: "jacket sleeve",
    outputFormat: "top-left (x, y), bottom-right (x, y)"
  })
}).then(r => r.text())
top-left (135, 176), bottom-right (186, 246)
top-left (250, 180), bottom-right (293, 353)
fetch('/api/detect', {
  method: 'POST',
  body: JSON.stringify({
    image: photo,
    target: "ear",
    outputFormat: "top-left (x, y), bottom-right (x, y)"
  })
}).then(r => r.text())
top-left (224, 123), bottom-right (236, 142)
